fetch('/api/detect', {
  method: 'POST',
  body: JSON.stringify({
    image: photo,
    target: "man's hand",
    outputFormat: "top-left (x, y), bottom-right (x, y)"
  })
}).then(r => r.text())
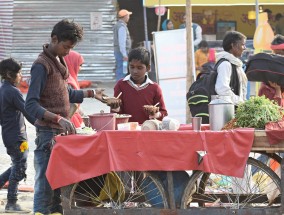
top-left (87, 88), bottom-right (107, 103)
top-left (58, 117), bottom-right (76, 135)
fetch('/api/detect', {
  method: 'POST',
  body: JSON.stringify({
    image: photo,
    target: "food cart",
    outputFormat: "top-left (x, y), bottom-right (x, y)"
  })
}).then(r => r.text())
top-left (46, 126), bottom-right (284, 215)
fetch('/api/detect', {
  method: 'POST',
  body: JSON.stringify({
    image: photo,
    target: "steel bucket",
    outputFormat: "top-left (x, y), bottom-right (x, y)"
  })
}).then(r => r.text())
top-left (209, 95), bottom-right (234, 131)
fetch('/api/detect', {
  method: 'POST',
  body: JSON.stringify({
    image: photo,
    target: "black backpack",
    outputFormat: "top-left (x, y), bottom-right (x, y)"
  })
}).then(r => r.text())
top-left (186, 58), bottom-right (239, 124)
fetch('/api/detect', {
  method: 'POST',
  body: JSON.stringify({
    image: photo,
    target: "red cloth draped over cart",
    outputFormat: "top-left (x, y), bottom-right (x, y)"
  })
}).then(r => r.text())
top-left (46, 128), bottom-right (254, 190)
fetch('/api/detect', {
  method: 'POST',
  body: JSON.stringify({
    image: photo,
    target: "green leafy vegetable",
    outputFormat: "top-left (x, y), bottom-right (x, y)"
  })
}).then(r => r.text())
top-left (235, 96), bottom-right (283, 129)
top-left (76, 127), bottom-right (96, 135)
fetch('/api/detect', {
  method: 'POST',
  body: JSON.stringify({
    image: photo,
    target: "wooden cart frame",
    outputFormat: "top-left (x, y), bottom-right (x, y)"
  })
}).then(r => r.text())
top-left (63, 130), bottom-right (284, 215)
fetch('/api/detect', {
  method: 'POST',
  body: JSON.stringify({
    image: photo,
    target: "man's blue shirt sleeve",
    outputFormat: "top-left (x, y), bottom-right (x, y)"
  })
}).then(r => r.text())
top-left (25, 63), bottom-right (47, 120)
top-left (68, 85), bottom-right (84, 104)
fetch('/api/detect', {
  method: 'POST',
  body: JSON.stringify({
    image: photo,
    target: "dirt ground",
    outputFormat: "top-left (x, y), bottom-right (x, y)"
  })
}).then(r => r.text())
top-left (0, 81), bottom-right (115, 214)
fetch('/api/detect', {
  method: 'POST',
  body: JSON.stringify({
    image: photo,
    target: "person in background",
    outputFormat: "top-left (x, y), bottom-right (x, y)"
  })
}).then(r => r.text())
top-left (64, 50), bottom-right (85, 128)
top-left (111, 47), bottom-right (188, 208)
top-left (275, 13), bottom-right (283, 24)
top-left (0, 58), bottom-right (35, 213)
top-left (275, 14), bottom-right (284, 35)
top-left (25, 19), bottom-right (120, 215)
top-left (161, 19), bottom-right (174, 31)
top-left (179, 14), bottom-right (202, 51)
top-left (113, 9), bottom-right (132, 82)
top-left (255, 35), bottom-right (284, 170)
top-left (263, 9), bottom-right (273, 23)
top-left (194, 40), bottom-right (215, 76)
top-left (215, 31), bottom-right (247, 105)
top-left (263, 9), bottom-right (274, 31)
top-left (259, 34), bottom-right (284, 107)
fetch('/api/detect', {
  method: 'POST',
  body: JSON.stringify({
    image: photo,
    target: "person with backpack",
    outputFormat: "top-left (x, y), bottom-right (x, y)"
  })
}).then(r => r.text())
top-left (215, 31), bottom-right (248, 105)
top-left (258, 34), bottom-right (284, 107)
top-left (186, 31), bottom-right (247, 123)
top-left (258, 34), bottom-right (284, 108)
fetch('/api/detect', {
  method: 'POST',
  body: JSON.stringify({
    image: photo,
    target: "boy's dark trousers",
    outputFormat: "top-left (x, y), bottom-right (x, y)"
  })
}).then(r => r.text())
top-left (0, 142), bottom-right (28, 201)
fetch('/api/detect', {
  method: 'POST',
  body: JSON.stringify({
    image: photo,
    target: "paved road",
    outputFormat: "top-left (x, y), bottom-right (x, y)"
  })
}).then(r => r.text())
top-left (0, 81), bottom-right (115, 212)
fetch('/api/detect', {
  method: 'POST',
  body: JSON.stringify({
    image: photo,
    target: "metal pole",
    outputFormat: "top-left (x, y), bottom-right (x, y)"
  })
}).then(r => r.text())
top-left (157, 0), bottom-right (162, 31)
top-left (186, 0), bottom-right (193, 124)
top-left (255, 0), bottom-right (259, 27)
top-left (143, 5), bottom-right (150, 51)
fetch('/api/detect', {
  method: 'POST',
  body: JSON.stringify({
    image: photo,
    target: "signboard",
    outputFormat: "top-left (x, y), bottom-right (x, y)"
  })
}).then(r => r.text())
top-left (153, 29), bottom-right (194, 124)
top-left (144, 0), bottom-right (284, 7)
top-left (90, 12), bottom-right (102, 30)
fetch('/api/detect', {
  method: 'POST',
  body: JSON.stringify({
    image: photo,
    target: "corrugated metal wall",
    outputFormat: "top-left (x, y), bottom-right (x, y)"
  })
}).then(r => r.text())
top-left (0, 0), bottom-right (13, 60)
top-left (4, 0), bottom-right (117, 82)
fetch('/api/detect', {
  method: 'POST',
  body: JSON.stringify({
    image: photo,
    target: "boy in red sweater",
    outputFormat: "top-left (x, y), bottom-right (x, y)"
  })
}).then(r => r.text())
top-left (111, 47), bottom-right (189, 208)
top-left (111, 47), bottom-right (168, 124)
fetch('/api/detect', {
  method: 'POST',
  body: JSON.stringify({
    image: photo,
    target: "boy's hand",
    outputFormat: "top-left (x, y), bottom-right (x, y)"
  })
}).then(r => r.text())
top-left (102, 97), bottom-right (121, 109)
top-left (143, 105), bottom-right (159, 116)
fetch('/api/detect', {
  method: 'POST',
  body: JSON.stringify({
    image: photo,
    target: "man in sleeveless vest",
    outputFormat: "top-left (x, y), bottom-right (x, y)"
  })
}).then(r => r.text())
top-left (179, 14), bottom-right (202, 51)
top-left (25, 19), bottom-right (118, 215)
top-left (113, 9), bottom-right (132, 81)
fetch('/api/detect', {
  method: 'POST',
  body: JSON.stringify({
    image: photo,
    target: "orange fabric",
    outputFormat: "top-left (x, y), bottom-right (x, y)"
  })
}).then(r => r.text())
top-left (70, 112), bottom-right (83, 128)
top-left (195, 49), bottom-right (209, 70)
top-left (270, 159), bottom-right (280, 171)
top-left (64, 51), bottom-right (84, 128)
top-left (18, 80), bottom-right (29, 93)
top-left (64, 50), bottom-right (84, 90)
top-left (46, 128), bottom-right (254, 190)
top-left (79, 80), bottom-right (92, 88)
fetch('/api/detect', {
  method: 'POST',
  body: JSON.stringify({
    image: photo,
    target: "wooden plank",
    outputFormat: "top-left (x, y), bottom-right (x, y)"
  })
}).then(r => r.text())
top-left (252, 130), bottom-right (284, 152)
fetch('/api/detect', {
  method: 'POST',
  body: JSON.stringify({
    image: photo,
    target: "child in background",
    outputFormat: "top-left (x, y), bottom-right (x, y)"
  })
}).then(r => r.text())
top-left (0, 58), bottom-right (35, 213)
top-left (194, 40), bottom-right (215, 76)
top-left (64, 50), bottom-right (85, 128)
top-left (111, 47), bottom-right (189, 208)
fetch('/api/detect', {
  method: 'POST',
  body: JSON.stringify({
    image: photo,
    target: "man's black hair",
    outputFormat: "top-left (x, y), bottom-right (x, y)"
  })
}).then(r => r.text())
top-left (51, 19), bottom-right (84, 43)
top-left (222, 31), bottom-right (246, 52)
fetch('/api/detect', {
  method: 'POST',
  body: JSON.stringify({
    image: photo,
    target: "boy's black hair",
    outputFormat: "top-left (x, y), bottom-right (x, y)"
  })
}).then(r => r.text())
top-left (0, 58), bottom-right (22, 81)
top-left (222, 31), bottom-right (246, 52)
top-left (128, 47), bottom-right (150, 67)
top-left (51, 19), bottom-right (84, 43)
top-left (271, 34), bottom-right (284, 45)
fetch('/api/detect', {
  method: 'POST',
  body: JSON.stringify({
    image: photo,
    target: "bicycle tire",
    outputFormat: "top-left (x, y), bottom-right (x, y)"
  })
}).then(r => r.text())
top-left (61, 171), bottom-right (169, 210)
top-left (181, 157), bottom-right (281, 209)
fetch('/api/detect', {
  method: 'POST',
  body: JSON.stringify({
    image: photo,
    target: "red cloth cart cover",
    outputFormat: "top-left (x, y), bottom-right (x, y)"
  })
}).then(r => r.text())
top-left (46, 128), bottom-right (254, 189)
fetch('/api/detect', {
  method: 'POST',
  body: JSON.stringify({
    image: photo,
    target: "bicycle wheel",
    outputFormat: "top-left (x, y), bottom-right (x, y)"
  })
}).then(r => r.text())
top-left (61, 171), bottom-right (169, 209)
top-left (250, 152), bottom-right (282, 174)
top-left (181, 157), bottom-right (281, 209)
